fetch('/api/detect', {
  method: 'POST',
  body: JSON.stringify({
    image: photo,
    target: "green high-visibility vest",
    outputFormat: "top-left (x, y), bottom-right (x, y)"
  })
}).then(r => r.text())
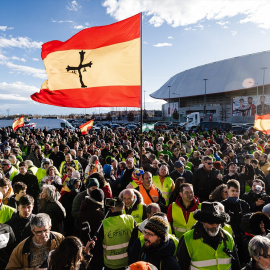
top-left (123, 203), bottom-right (144, 224)
top-left (59, 160), bottom-right (79, 176)
top-left (103, 214), bottom-right (134, 269)
top-left (184, 228), bottom-right (233, 270)
top-left (36, 168), bottom-right (46, 186)
top-left (222, 223), bottom-right (233, 237)
top-left (9, 167), bottom-right (18, 182)
top-left (172, 202), bottom-right (201, 239)
top-left (28, 165), bottom-right (38, 176)
top-left (139, 233), bottom-right (179, 255)
top-left (152, 175), bottom-right (173, 206)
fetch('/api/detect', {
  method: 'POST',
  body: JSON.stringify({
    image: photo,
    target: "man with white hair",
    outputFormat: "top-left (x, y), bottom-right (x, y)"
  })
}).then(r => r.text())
top-left (119, 189), bottom-right (147, 223)
top-left (242, 235), bottom-right (270, 270)
top-left (6, 213), bottom-right (64, 270)
top-left (177, 201), bottom-right (239, 270)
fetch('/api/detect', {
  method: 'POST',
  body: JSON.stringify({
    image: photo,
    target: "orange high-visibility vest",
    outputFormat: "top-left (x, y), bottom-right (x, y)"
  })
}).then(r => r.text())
top-left (139, 184), bottom-right (159, 205)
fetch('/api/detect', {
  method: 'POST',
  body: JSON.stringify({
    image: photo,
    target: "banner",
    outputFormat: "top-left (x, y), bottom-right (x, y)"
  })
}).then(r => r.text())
top-left (233, 95), bottom-right (270, 116)
top-left (31, 14), bottom-right (141, 108)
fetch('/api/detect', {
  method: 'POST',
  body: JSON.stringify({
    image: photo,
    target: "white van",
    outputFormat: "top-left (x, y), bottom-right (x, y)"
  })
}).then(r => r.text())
top-left (0, 118), bottom-right (75, 131)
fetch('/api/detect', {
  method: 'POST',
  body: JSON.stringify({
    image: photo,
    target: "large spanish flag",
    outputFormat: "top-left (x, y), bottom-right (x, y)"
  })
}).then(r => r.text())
top-left (13, 116), bottom-right (24, 131)
top-left (31, 14), bottom-right (141, 108)
top-left (79, 119), bottom-right (94, 135)
top-left (254, 114), bottom-right (270, 134)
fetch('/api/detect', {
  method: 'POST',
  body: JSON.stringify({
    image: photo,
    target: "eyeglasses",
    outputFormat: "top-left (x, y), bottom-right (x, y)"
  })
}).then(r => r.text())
top-left (260, 254), bottom-right (270, 259)
top-left (33, 228), bottom-right (50, 236)
top-left (143, 230), bottom-right (156, 237)
top-left (207, 162), bottom-right (213, 165)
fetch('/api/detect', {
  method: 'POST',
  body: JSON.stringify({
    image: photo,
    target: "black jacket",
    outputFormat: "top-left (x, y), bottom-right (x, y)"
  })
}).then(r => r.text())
top-left (0, 223), bottom-right (16, 270)
top-left (170, 169), bottom-right (193, 183)
top-left (12, 173), bottom-right (40, 213)
top-left (192, 167), bottom-right (222, 202)
top-left (130, 237), bottom-right (180, 270)
top-left (5, 212), bottom-right (36, 249)
top-left (221, 198), bottom-right (250, 235)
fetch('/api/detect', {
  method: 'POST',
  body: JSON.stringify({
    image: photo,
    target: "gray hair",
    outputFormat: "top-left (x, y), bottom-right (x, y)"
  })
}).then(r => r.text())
top-left (248, 235), bottom-right (270, 258)
top-left (146, 203), bottom-right (160, 214)
top-left (30, 213), bottom-right (51, 229)
top-left (42, 184), bottom-right (60, 202)
top-left (25, 160), bottom-right (34, 166)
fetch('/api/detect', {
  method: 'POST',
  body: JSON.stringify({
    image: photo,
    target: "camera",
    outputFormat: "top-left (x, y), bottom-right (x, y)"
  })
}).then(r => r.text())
top-left (105, 198), bottom-right (116, 207)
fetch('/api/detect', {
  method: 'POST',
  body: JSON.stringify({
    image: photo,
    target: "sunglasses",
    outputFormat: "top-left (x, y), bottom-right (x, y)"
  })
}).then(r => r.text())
top-left (207, 162), bottom-right (213, 165)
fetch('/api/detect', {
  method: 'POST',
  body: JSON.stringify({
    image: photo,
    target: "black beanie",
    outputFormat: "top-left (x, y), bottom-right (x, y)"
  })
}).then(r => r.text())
top-left (90, 188), bottom-right (104, 203)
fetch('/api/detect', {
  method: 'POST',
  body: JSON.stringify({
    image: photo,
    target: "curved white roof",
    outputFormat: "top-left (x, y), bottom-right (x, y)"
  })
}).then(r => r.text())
top-left (150, 51), bottom-right (270, 99)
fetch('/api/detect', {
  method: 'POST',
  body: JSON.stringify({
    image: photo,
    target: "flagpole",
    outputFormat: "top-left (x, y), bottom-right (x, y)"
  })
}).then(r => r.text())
top-left (139, 12), bottom-right (143, 168)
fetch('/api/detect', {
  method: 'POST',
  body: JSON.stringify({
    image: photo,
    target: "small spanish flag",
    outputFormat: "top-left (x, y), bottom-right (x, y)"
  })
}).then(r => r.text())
top-left (79, 119), bottom-right (94, 135)
top-left (12, 116), bottom-right (24, 131)
top-left (254, 114), bottom-right (270, 134)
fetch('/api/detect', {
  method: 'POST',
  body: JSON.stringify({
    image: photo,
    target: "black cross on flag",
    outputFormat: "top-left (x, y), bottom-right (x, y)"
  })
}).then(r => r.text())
top-left (66, 50), bottom-right (93, 88)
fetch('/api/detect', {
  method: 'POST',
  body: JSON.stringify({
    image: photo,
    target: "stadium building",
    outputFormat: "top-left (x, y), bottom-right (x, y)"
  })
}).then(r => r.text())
top-left (150, 51), bottom-right (270, 123)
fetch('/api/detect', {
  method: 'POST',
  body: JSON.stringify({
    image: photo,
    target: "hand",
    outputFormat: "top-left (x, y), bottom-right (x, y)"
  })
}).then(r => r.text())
top-left (84, 240), bottom-right (95, 255)
top-left (152, 196), bottom-right (159, 203)
top-left (256, 199), bottom-right (265, 206)
top-left (217, 174), bottom-right (223, 180)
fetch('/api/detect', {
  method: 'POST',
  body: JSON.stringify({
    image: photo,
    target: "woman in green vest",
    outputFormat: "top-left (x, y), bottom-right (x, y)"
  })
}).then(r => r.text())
top-left (152, 165), bottom-right (175, 207)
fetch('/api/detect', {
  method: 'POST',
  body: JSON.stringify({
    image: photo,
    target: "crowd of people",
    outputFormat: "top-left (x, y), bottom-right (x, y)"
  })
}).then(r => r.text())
top-left (1, 124), bottom-right (270, 269)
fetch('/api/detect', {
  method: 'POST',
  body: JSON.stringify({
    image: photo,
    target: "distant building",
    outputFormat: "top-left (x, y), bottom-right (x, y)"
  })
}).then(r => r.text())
top-left (150, 51), bottom-right (270, 123)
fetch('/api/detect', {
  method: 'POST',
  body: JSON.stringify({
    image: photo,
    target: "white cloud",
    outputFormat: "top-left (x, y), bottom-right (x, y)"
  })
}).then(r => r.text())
top-left (0, 81), bottom-right (39, 93)
top-left (0, 36), bottom-right (43, 49)
top-left (0, 26), bottom-right (14, 31)
top-left (153, 43), bottom-right (172, 47)
top-left (74, 25), bottom-right (84, 30)
top-left (143, 41), bottom-right (148, 45)
top-left (66, 0), bottom-right (81, 11)
top-left (11, 56), bottom-right (26, 62)
top-left (102, 0), bottom-right (270, 29)
top-left (4, 62), bottom-right (47, 79)
top-left (0, 94), bottom-right (30, 101)
top-left (216, 20), bottom-right (230, 26)
top-left (52, 19), bottom-right (74, 23)
top-left (32, 58), bottom-right (39, 61)
top-left (231, 30), bottom-right (237, 36)
top-left (168, 36), bottom-right (174, 39)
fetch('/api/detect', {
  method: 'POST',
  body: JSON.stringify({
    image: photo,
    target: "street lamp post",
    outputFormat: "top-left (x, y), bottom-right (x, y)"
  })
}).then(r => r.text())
top-left (144, 90), bottom-right (146, 111)
top-left (203, 79), bottom-right (208, 116)
top-left (173, 92), bottom-right (180, 122)
top-left (168, 85), bottom-right (171, 118)
top-left (261, 67), bottom-right (268, 96)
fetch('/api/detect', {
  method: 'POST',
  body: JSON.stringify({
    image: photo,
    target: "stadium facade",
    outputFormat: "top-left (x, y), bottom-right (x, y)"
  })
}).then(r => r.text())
top-left (150, 51), bottom-right (270, 123)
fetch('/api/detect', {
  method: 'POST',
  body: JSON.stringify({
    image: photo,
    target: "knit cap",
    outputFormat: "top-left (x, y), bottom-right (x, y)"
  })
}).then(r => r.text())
top-left (90, 188), bottom-right (104, 203)
top-left (144, 216), bottom-right (169, 240)
top-left (87, 178), bottom-right (99, 189)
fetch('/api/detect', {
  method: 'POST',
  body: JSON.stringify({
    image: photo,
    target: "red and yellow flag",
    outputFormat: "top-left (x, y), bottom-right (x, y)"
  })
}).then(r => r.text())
top-left (80, 119), bottom-right (94, 135)
top-left (12, 116), bottom-right (24, 131)
top-left (254, 114), bottom-right (270, 134)
top-left (31, 14), bottom-right (141, 108)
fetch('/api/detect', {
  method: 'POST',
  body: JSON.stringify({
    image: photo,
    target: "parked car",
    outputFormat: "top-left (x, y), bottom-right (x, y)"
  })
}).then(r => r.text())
top-left (154, 121), bottom-right (169, 130)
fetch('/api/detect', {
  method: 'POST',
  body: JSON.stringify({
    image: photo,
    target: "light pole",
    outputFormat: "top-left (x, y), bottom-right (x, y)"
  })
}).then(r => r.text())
top-left (168, 85), bottom-right (171, 117)
top-left (261, 67), bottom-right (268, 96)
top-left (256, 83), bottom-right (259, 114)
top-left (144, 90), bottom-right (146, 111)
top-left (173, 92), bottom-right (180, 122)
top-left (203, 79), bottom-right (208, 116)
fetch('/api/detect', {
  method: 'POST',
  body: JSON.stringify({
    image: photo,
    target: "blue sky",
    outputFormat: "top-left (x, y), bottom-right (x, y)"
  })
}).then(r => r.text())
top-left (1, 0), bottom-right (270, 116)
